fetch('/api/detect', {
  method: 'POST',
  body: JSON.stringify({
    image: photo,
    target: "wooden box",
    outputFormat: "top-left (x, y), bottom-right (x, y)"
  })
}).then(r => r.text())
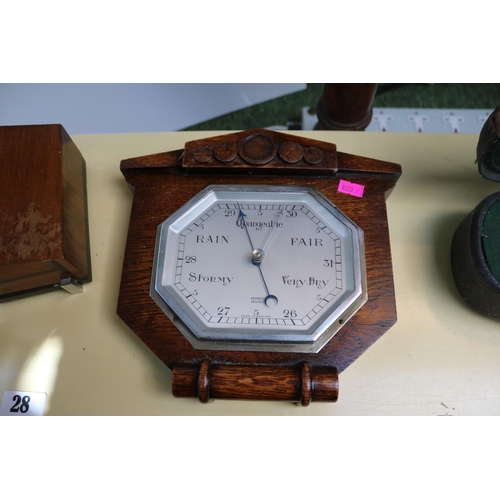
top-left (0, 124), bottom-right (91, 299)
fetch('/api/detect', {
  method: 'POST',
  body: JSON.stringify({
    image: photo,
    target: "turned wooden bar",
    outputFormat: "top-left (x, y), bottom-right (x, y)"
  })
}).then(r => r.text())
top-left (172, 362), bottom-right (339, 406)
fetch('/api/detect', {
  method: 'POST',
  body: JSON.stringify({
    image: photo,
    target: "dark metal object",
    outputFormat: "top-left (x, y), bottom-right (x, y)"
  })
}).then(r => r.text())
top-left (477, 104), bottom-right (500, 182)
top-left (451, 191), bottom-right (500, 321)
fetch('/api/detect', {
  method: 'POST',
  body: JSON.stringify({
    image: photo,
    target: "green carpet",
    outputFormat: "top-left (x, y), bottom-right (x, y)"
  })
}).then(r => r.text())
top-left (183, 83), bottom-right (500, 131)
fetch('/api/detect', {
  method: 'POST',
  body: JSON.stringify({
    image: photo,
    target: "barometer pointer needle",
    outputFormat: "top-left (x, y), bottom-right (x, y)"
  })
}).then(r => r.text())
top-left (237, 205), bottom-right (256, 252)
top-left (237, 204), bottom-right (278, 307)
top-left (261, 208), bottom-right (284, 252)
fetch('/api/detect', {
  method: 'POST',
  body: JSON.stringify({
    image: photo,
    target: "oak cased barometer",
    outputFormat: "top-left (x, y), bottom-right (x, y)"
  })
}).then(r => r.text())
top-left (117, 129), bottom-right (401, 405)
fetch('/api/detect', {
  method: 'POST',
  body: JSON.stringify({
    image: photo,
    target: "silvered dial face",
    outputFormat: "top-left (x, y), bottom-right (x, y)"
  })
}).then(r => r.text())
top-left (151, 185), bottom-right (367, 353)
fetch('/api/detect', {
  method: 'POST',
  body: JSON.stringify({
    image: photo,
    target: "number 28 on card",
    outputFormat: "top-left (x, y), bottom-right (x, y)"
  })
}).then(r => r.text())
top-left (0, 391), bottom-right (47, 416)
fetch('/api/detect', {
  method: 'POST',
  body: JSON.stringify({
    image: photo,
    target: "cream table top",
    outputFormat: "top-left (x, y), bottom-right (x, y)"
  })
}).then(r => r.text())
top-left (2, 130), bottom-right (499, 415)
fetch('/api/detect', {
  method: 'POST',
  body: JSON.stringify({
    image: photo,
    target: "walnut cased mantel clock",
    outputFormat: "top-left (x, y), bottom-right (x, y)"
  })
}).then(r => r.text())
top-left (117, 129), bottom-right (401, 405)
top-left (0, 124), bottom-right (91, 299)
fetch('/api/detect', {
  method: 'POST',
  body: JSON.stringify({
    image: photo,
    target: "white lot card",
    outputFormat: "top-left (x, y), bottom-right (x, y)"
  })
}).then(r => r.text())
top-left (0, 391), bottom-right (47, 416)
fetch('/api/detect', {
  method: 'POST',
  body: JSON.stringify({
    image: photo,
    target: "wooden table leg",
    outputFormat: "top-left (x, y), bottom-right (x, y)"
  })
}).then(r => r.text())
top-left (314, 83), bottom-right (378, 131)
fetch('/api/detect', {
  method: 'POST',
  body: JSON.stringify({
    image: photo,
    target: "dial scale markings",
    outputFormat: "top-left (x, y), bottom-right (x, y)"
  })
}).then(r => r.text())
top-left (151, 185), bottom-right (367, 350)
top-left (172, 199), bottom-right (344, 328)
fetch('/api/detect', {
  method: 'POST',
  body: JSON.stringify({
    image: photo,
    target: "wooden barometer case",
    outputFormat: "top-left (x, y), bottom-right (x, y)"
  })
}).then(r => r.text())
top-left (118, 129), bottom-right (401, 405)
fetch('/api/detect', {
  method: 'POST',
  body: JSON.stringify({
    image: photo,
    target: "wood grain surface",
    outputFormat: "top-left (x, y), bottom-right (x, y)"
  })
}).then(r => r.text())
top-left (0, 124), bottom-right (91, 299)
top-left (117, 129), bottom-right (401, 403)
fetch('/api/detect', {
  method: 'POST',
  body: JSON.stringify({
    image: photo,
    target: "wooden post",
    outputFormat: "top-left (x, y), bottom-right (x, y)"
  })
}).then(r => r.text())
top-left (314, 84), bottom-right (378, 131)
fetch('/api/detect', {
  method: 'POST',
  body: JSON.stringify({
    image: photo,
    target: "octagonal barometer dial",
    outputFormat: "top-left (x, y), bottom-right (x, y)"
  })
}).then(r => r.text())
top-left (150, 185), bottom-right (367, 353)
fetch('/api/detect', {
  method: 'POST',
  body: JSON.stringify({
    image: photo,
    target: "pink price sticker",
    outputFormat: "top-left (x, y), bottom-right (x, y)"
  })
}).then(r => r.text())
top-left (338, 179), bottom-right (365, 198)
